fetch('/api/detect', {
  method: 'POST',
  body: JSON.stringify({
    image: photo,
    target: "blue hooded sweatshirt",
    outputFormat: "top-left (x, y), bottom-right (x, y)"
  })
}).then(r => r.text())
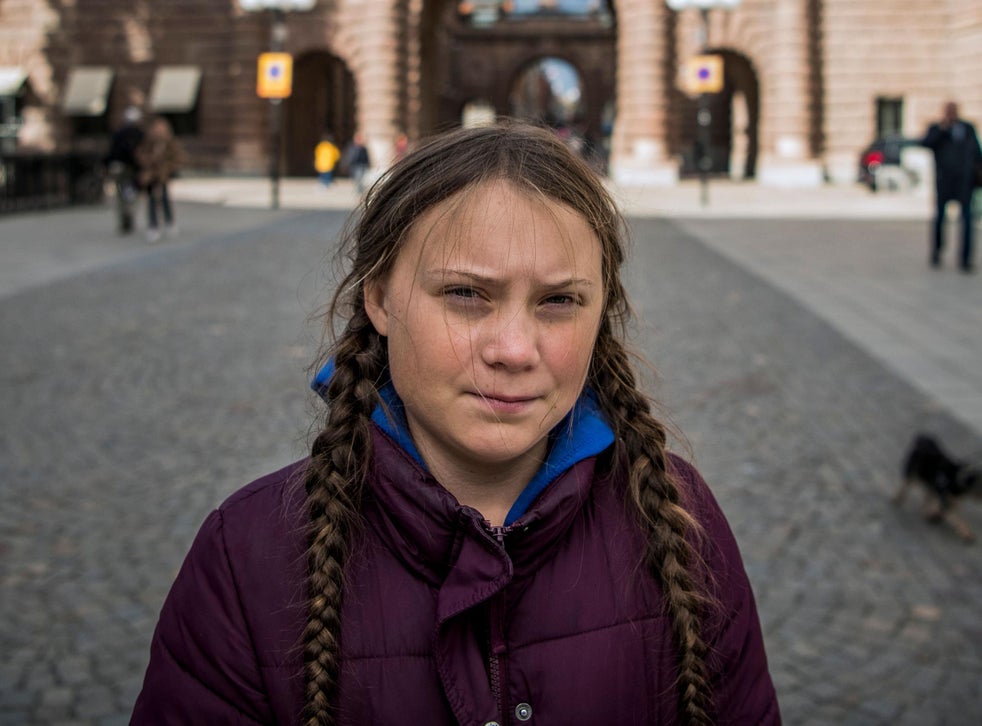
top-left (311, 360), bottom-right (615, 525)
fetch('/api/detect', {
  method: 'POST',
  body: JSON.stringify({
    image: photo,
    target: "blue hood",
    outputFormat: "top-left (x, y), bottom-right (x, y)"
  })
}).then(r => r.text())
top-left (311, 359), bottom-right (615, 525)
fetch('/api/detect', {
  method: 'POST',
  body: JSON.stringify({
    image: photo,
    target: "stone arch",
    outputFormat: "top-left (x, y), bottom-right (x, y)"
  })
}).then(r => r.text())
top-left (674, 47), bottom-right (759, 179)
top-left (718, 49), bottom-right (759, 179)
top-left (507, 55), bottom-right (586, 127)
top-left (415, 0), bottom-right (615, 155)
top-left (284, 50), bottom-right (356, 177)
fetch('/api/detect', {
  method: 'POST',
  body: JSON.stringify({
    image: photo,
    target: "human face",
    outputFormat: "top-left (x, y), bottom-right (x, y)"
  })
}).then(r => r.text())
top-left (364, 181), bottom-right (605, 486)
top-left (943, 102), bottom-right (959, 124)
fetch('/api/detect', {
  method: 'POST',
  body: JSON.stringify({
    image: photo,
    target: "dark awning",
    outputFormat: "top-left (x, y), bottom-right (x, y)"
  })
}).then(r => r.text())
top-left (62, 66), bottom-right (114, 116)
top-left (149, 66), bottom-right (201, 113)
top-left (0, 67), bottom-right (28, 97)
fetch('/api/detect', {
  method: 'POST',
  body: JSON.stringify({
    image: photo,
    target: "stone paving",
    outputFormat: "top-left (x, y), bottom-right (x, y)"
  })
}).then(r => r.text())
top-left (2, 195), bottom-right (981, 725)
top-left (627, 217), bottom-right (982, 725)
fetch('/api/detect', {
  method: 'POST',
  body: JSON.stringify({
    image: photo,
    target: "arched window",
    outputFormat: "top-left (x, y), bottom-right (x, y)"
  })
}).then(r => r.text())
top-left (510, 57), bottom-right (583, 128)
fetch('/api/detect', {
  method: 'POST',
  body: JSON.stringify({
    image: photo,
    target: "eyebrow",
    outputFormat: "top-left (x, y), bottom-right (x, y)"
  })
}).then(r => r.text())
top-left (424, 269), bottom-right (597, 288)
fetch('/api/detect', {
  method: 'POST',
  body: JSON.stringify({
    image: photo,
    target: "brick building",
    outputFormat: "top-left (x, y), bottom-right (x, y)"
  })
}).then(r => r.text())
top-left (1, 0), bottom-right (980, 186)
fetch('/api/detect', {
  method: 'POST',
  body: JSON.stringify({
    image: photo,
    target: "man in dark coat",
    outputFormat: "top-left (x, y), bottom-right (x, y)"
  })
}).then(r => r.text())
top-left (921, 101), bottom-right (982, 271)
top-left (104, 106), bottom-right (145, 234)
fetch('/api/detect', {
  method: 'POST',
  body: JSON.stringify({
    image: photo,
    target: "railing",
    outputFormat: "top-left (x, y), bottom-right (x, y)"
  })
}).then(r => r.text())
top-left (0, 152), bottom-right (106, 214)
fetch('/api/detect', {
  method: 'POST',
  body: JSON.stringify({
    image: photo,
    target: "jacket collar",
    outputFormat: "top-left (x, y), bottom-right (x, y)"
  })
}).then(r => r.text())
top-left (312, 359), bottom-right (615, 526)
top-left (364, 425), bottom-right (609, 589)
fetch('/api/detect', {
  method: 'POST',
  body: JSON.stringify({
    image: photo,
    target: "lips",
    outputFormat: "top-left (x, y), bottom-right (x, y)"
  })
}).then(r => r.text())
top-left (482, 394), bottom-right (535, 403)
top-left (469, 391), bottom-right (539, 413)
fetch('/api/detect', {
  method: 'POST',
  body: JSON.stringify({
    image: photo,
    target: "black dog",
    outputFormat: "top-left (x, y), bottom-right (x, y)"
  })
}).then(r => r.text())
top-left (895, 434), bottom-right (981, 541)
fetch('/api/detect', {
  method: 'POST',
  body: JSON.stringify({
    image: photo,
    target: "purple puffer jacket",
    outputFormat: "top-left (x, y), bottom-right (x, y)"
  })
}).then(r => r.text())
top-left (132, 426), bottom-right (779, 725)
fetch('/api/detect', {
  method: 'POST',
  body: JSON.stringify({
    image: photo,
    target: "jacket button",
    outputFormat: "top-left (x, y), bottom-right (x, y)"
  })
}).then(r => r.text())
top-left (483, 722), bottom-right (501, 726)
top-left (515, 702), bottom-right (533, 721)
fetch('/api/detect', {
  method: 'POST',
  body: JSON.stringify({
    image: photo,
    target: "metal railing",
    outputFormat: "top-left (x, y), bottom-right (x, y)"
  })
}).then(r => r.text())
top-left (0, 151), bottom-right (105, 214)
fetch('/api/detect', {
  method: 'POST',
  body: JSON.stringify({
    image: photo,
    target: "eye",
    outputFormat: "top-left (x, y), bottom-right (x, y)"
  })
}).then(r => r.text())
top-left (542, 293), bottom-right (579, 307)
top-left (443, 286), bottom-right (485, 305)
top-left (445, 286), bottom-right (478, 298)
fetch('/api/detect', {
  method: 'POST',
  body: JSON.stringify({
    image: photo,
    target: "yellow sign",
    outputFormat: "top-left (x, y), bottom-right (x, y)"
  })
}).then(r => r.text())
top-left (686, 54), bottom-right (724, 94)
top-left (257, 52), bottom-right (293, 99)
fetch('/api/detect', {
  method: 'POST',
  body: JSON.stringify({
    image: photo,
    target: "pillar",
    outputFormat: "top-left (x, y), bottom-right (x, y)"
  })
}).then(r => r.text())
top-left (756, 0), bottom-right (824, 186)
top-left (609, 0), bottom-right (678, 186)
top-left (342, 0), bottom-right (401, 166)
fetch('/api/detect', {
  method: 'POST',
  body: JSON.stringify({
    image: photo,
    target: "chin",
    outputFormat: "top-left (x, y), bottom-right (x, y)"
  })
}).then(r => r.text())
top-left (461, 436), bottom-right (545, 466)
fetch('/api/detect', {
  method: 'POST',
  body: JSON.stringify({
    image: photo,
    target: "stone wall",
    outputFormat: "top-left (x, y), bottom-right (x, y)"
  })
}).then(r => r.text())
top-left (1, 0), bottom-right (980, 183)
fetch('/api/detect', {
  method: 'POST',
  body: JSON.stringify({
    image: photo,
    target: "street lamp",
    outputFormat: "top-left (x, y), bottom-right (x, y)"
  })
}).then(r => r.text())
top-left (239, 0), bottom-right (318, 209)
top-left (666, 0), bottom-right (741, 207)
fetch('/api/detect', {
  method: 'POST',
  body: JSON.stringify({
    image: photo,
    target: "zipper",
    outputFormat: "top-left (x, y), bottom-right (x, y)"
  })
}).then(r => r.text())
top-left (488, 626), bottom-right (503, 723)
top-left (488, 524), bottom-right (507, 548)
top-left (487, 589), bottom-right (508, 723)
top-left (484, 521), bottom-right (509, 723)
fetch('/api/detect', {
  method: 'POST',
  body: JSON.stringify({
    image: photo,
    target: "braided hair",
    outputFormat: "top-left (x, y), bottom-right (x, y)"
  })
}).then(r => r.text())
top-left (303, 121), bottom-right (712, 725)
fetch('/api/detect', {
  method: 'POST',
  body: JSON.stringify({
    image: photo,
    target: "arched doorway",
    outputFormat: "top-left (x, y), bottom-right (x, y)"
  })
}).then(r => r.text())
top-left (676, 49), bottom-right (759, 179)
top-left (507, 56), bottom-right (606, 168)
top-left (509, 56), bottom-right (584, 127)
top-left (417, 1), bottom-right (615, 166)
top-left (285, 51), bottom-right (356, 177)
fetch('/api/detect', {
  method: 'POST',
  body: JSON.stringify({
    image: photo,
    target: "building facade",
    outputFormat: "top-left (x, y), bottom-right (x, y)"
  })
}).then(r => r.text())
top-left (1, 0), bottom-right (980, 185)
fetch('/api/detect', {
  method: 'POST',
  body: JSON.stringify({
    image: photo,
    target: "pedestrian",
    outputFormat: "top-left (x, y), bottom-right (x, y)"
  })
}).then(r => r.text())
top-left (314, 133), bottom-right (341, 187)
top-left (132, 123), bottom-right (780, 725)
top-left (340, 132), bottom-right (371, 193)
top-left (921, 100), bottom-right (982, 271)
top-left (103, 106), bottom-right (144, 234)
top-left (135, 116), bottom-right (183, 243)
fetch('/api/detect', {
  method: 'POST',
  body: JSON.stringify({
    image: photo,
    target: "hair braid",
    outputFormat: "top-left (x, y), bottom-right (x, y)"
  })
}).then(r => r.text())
top-left (303, 311), bottom-right (386, 726)
top-left (590, 324), bottom-right (713, 725)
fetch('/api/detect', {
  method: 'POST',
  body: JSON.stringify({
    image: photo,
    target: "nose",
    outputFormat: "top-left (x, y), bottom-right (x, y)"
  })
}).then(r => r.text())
top-left (480, 309), bottom-right (540, 370)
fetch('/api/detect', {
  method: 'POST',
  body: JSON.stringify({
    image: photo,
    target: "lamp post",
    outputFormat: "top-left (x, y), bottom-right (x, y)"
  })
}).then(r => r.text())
top-left (239, 0), bottom-right (317, 209)
top-left (666, 0), bottom-right (741, 207)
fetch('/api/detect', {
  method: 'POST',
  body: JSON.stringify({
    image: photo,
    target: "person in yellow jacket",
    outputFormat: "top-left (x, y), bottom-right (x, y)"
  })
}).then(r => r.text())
top-left (314, 134), bottom-right (341, 187)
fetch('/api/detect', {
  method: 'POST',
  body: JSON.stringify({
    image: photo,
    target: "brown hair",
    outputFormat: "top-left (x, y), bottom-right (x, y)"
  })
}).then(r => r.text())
top-left (303, 121), bottom-right (712, 725)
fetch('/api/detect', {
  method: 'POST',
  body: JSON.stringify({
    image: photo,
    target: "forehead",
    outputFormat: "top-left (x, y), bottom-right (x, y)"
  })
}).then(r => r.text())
top-left (399, 181), bottom-right (602, 275)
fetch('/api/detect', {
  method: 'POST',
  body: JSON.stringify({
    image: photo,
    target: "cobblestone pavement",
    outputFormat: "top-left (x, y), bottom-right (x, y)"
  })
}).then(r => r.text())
top-left (2, 203), bottom-right (981, 725)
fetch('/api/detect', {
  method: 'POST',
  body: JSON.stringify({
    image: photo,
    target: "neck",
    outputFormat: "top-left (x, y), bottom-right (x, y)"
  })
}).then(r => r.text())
top-left (417, 443), bottom-right (548, 527)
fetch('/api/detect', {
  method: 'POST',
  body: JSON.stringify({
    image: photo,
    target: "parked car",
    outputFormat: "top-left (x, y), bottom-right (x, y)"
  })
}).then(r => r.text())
top-left (858, 135), bottom-right (919, 191)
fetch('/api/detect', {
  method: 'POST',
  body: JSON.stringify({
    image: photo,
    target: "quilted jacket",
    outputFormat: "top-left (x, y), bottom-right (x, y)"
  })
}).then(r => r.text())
top-left (132, 423), bottom-right (780, 725)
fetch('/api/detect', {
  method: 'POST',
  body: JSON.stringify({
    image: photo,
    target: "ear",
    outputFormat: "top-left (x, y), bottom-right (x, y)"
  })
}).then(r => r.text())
top-left (363, 278), bottom-right (389, 337)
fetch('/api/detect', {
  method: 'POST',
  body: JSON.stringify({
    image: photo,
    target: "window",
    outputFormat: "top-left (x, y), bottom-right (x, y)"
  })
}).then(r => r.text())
top-left (148, 65), bottom-right (202, 136)
top-left (0, 67), bottom-right (29, 150)
top-left (62, 66), bottom-right (114, 136)
top-left (876, 97), bottom-right (903, 138)
top-left (458, 0), bottom-right (612, 27)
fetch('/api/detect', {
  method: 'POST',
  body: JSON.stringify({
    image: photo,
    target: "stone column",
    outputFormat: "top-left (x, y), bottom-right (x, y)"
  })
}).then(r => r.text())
top-left (756, 0), bottom-right (824, 186)
top-left (341, 0), bottom-right (401, 166)
top-left (609, 0), bottom-right (677, 186)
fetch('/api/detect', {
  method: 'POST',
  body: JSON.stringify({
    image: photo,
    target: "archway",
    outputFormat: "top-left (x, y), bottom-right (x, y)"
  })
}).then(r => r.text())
top-left (721, 50), bottom-right (759, 179)
top-left (509, 56), bottom-right (584, 128)
top-left (507, 56), bottom-right (607, 167)
top-left (284, 51), bottom-right (356, 177)
top-left (417, 0), bottom-right (615, 165)
top-left (676, 49), bottom-right (759, 179)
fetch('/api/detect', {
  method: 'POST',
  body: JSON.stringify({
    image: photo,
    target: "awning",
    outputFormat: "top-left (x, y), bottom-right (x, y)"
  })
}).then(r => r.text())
top-left (0, 67), bottom-right (28, 97)
top-left (62, 66), bottom-right (114, 116)
top-left (149, 66), bottom-right (201, 113)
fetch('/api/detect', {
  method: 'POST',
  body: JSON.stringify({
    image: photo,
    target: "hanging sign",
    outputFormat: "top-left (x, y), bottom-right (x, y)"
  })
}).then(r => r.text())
top-left (685, 54), bottom-right (724, 94)
top-left (257, 52), bottom-right (293, 98)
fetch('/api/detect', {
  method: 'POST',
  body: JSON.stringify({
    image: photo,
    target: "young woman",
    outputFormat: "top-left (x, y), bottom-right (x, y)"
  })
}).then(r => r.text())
top-left (135, 116), bottom-right (183, 242)
top-left (132, 123), bottom-right (779, 725)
